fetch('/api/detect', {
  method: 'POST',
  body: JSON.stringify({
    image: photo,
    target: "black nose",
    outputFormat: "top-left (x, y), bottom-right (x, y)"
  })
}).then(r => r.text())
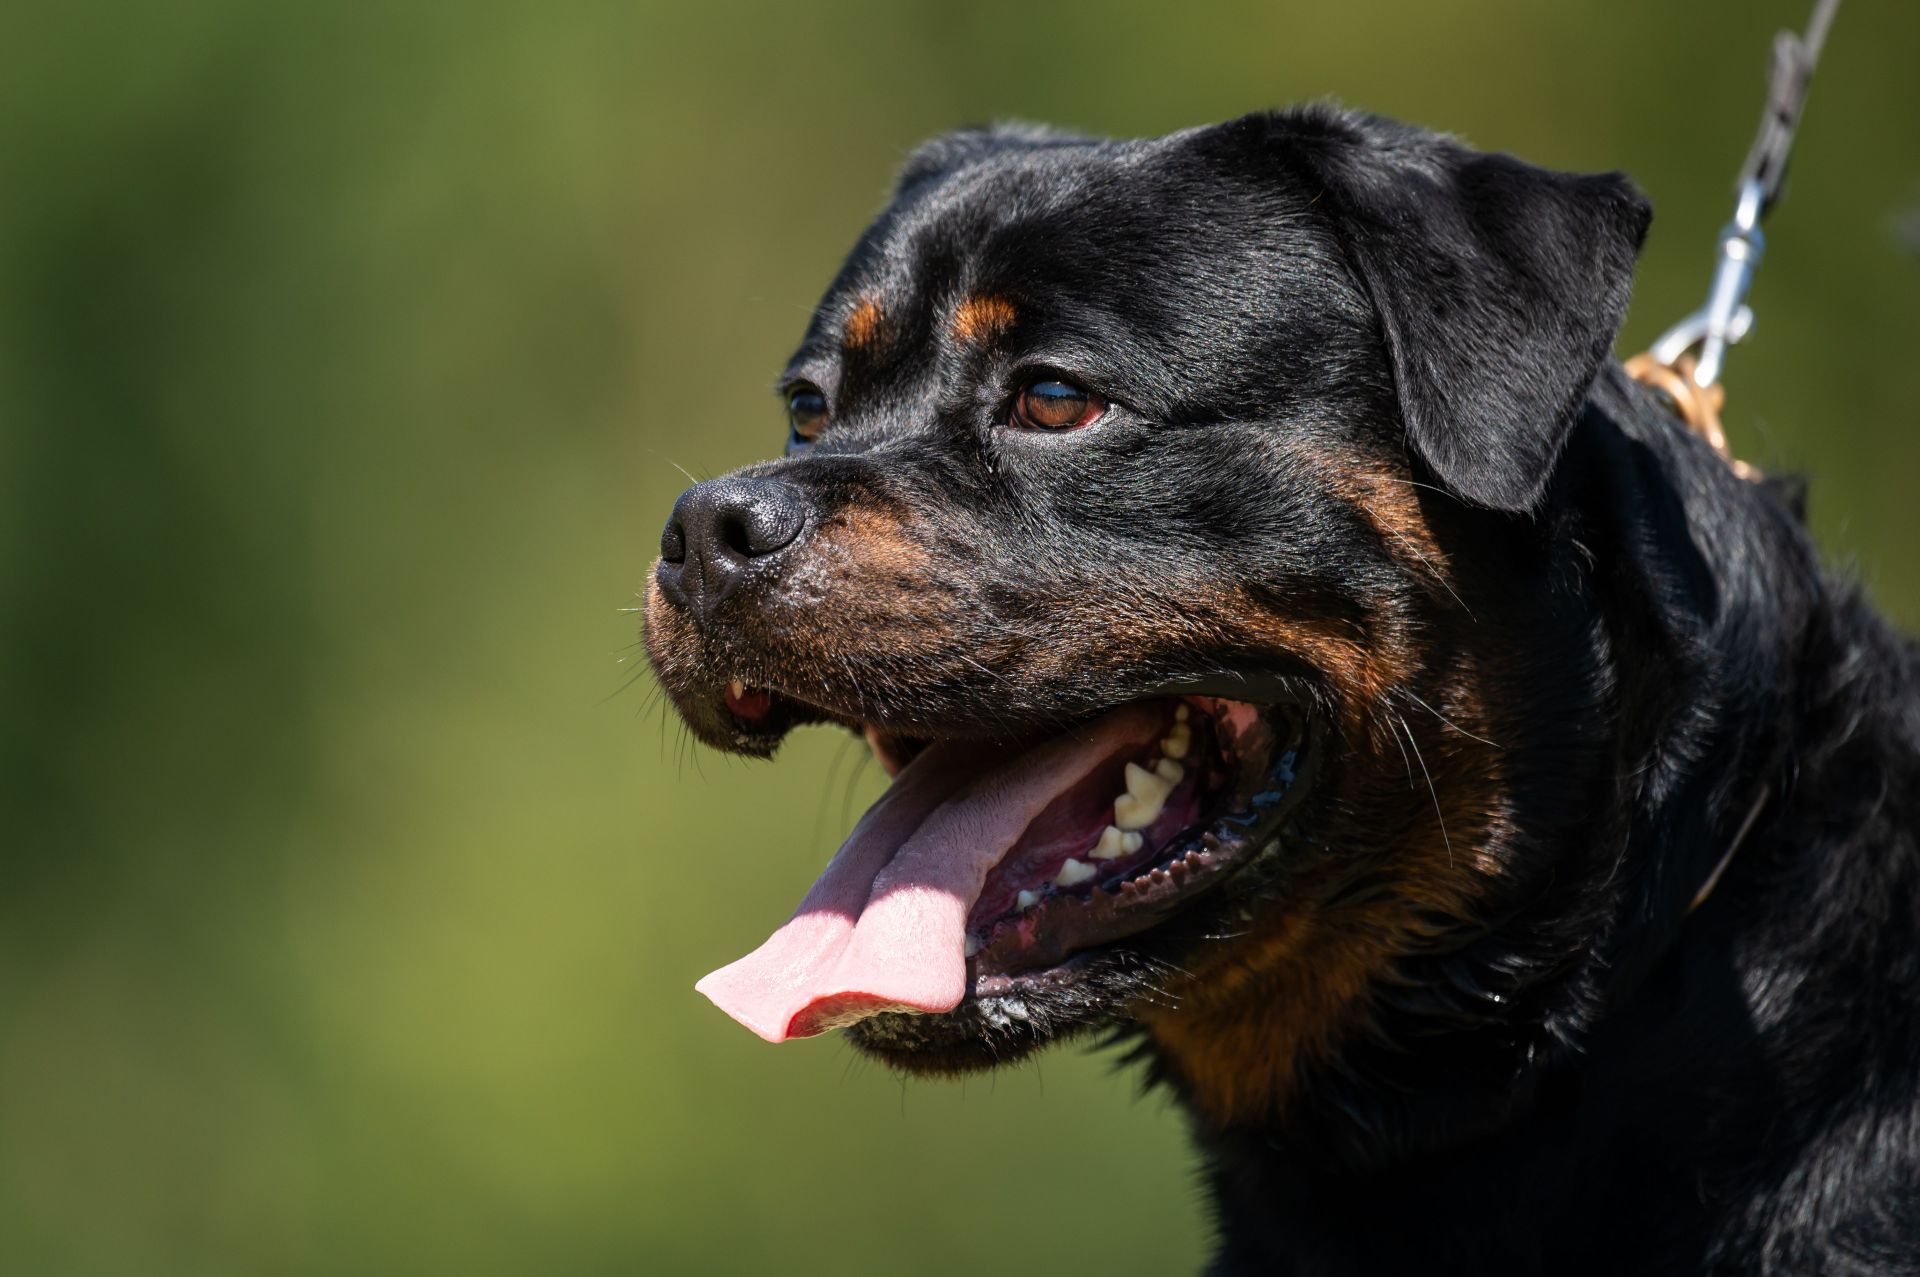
top-left (657, 477), bottom-right (807, 619)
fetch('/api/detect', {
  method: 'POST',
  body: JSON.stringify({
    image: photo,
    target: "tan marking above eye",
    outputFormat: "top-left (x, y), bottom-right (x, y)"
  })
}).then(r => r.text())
top-left (951, 295), bottom-right (1016, 345)
top-left (843, 297), bottom-right (884, 351)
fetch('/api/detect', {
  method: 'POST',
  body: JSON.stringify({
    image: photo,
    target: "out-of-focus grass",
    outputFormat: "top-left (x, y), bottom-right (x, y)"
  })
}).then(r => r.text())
top-left (0, 1), bottom-right (1914, 1272)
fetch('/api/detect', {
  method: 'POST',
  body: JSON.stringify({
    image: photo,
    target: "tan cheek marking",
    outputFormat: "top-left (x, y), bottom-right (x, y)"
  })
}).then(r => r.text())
top-left (843, 297), bottom-right (885, 351)
top-left (1004, 582), bottom-right (1397, 739)
top-left (1343, 469), bottom-right (1450, 582)
top-left (1282, 440), bottom-right (1452, 585)
top-left (783, 507), bottom-right (961, 656)
top-left (1238, 606), bottom-right (1394, 713)
top-left (1140, 663), bottom-right (1510, 1127)
top-left (828, 508), bottom-right (928, 581)
top-left (1140, 853), bottom-right (1488, 1127)
top-left (950, 295), bottom-right (1017, 346)
top-left (1195, 587), bottom-right (1413, 747)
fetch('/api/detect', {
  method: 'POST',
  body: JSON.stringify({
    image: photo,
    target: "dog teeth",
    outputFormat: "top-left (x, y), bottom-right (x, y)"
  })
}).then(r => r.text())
top-left (1115, 757), bottom-right (1185, 828)
top-left (727, 679), bottom-right (746, 699)
top-left (964, 934), bottom-right (982, 957)
top-left (1054, 858), bottom-right (1096, 888)
top-left (1160, 705), bottom-right (1194, 758)
top-left (1015, 889), bottom-right (1040, 912)
top-left (1114, 761), bottom-right (1175, 829)
top-left (1089, 825), bottom-right (1150, 861)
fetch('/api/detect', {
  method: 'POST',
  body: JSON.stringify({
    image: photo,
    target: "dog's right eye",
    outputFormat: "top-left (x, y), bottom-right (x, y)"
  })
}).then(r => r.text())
top-left (1011, 378), bottom-right (1107, 432)
top-left (786, 385), bottom-right (828, 448)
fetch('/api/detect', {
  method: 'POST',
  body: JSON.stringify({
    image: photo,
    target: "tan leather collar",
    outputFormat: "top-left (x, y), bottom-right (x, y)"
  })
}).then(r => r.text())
top-left (1623, 351), bottom-right (1761, 482)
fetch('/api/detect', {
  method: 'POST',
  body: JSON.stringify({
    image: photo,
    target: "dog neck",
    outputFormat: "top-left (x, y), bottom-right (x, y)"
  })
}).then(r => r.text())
top-left (1161, 365), bottom-right (1830, 1168)
top-left (1571, 366), bottom-right (1823, 1000)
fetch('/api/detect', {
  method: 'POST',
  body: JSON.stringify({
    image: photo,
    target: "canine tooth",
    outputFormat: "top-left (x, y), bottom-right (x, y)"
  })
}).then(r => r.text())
top-left (1154, 758), bottom-right (1184, 784)
top-left (1055, 858), bottom-right (1096, 888)
top-left (1175, 704), bottom-right (1190, 723)
top-left (1124, 761), bottom-right (1166, 797)
top-left (1114, 761), bottom-right (1176, 828)
top-left (1123, 831), bottom-right (1144, 854)
top-left (1091, 825), bottom-right (1128, 860)
top-left (1015, 889), bottom-right (1040, 912)
top-left (964, 934), bottom-right (982, 957)
top-left (727, 679), bottom-right (745, 699)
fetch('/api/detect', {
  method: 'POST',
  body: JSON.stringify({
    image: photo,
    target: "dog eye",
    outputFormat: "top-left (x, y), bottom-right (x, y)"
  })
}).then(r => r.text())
top-left (786, 385), bottom-right (828, 446)
top-left (1012, 378), bottom-right (1107, 431)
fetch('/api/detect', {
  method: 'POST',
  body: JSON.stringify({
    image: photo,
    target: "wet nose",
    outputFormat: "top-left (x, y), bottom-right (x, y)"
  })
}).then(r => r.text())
top-left (656, 477), bottom-right (808, 619)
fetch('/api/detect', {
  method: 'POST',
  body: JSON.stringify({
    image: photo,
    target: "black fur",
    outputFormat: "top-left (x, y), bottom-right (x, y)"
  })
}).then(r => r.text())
top-left (645, 106), bottom-right (1920, 1274)
top-left (1196, 366), bottom-right (1920, 1274)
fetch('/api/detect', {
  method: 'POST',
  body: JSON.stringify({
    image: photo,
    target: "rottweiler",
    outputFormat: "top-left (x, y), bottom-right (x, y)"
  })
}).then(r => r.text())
top-left (643, 106), bottom-right (1920, 1274)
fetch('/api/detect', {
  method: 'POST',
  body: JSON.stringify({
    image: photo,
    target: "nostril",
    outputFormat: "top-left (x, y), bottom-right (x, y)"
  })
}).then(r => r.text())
top-left (660, 516), bottom-right (687, 564)
top-left (721, 486), bottom-right (805, 559)
top-left (718, 510), bottom-right (756, 558)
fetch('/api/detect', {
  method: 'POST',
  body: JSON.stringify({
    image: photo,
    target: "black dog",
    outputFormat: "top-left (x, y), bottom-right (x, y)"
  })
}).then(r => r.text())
top-left (644, 106), bottom-right (1920, 1274)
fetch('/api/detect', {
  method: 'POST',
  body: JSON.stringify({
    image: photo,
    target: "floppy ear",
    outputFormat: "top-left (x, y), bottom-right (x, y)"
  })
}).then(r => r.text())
top-left (1282, 111), bottom-right (1652, 513)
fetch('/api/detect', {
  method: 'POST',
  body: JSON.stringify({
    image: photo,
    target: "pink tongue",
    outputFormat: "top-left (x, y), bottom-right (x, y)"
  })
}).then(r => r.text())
top-left (695, 702), bottom-right (1162, 1041)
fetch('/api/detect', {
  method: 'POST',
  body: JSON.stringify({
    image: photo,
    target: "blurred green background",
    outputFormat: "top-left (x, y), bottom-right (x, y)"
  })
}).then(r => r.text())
top-left (1, 1), bottom-right (1915, 1272)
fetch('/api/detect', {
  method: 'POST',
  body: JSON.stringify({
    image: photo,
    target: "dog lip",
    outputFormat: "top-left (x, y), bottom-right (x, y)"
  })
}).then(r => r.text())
top-left (1144, 671), bottom-right (1318, 707)
top-left (700, 669), bottom-right (1320, 776)
top-left (723, 669), bottom-right (1316, 742)
top-left (687, 661), bottom-right (1323, 782)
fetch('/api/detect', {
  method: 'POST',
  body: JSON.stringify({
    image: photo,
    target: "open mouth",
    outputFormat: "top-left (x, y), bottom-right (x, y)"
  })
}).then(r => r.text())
top-left (696, 685), bottom-right (1319, 1043)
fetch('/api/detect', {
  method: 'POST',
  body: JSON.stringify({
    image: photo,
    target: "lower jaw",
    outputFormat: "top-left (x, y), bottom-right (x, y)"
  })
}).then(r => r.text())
top-left (842, 939), bottom-right (1129, 1056)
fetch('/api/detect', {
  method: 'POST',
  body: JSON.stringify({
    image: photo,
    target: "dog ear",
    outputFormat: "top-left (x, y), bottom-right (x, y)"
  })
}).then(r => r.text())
top-left (1280, 110), bottom-right (1652, 513)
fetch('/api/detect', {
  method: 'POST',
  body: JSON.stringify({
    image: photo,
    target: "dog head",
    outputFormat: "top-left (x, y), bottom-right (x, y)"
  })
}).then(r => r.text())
top-left (645, 106), bottom-right (1651, 1130)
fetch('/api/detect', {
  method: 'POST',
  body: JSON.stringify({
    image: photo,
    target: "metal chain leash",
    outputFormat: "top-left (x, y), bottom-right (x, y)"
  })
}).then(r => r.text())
top-left (1625, 0), bottom-right (1843, 477)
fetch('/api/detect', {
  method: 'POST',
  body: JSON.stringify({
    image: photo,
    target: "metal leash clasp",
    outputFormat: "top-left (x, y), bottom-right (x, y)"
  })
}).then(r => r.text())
top-left (1648, 178), bottom-right (1765, 391)
top-left (1626, 178), bottom-right (1765, 476)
